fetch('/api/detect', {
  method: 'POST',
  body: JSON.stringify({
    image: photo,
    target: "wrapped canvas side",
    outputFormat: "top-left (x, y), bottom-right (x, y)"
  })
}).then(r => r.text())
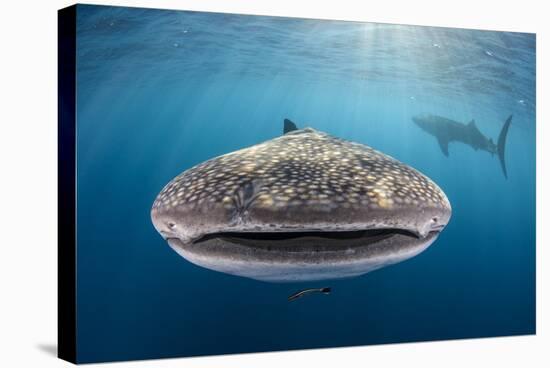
top-left (58, 5), bottom-right (77, 364)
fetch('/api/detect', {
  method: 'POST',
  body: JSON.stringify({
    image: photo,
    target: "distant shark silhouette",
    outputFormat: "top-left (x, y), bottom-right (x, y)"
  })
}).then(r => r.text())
top-left (412, 114), bottom-right (512, 178)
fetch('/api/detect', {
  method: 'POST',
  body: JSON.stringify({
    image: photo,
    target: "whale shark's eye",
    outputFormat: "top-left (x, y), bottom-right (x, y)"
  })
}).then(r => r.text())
top-left (167, 222), bottom-right (176, 230)
top-left (432, 217), bottom-right (438, 223)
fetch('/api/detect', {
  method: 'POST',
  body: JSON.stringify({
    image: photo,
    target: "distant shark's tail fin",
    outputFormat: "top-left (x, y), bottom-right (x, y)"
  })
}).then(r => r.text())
top-left (497, 115), bottom-right (513, 179)
top-left (284, 118), bottom-right (298, 134)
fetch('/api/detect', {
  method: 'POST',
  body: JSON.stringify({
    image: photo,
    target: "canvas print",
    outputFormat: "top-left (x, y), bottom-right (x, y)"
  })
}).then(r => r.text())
top-left (58, 4), bottom-right (536, 364)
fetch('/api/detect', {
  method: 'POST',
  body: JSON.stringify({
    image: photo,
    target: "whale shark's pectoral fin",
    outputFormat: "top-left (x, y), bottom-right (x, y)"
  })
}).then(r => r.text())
top-left (437, 137), bottom-right (449, 157)
top-left (284, 119), bottom-right (298, 134)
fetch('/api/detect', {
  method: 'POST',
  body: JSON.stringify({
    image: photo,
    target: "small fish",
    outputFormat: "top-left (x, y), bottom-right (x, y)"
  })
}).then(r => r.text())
top-left (288, 287), bottom-right (331, 301)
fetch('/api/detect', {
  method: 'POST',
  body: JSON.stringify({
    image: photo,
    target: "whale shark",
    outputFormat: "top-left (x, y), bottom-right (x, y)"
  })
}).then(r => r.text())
top-left (412, 114), bottom-right (512, 178)
top-left (151, 119), bottom-right (451, 282)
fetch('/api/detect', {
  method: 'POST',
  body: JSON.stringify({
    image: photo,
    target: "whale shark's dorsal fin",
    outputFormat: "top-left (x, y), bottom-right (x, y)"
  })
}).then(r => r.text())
top-left (284, 119), bottom-right (298, 134)
top-left (437, 137), bottom-right (449, 157)
top-left (468, 119), bottom-right (477, 128)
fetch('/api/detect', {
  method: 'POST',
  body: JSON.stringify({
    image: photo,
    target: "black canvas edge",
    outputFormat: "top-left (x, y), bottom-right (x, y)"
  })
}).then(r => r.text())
top-left (58, 4), bottom-right (77, 364)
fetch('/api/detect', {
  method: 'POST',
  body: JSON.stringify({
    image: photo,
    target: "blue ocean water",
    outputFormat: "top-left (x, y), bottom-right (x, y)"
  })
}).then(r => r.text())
top-left (74, 5), bottom-right (536, 363)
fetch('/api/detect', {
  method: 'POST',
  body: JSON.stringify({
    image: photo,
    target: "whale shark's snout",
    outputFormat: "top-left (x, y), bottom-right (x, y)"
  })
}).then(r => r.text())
top-left (151, 124), bottom-right (451, 282)
top-left (412, 114), bottom-right (433, 131)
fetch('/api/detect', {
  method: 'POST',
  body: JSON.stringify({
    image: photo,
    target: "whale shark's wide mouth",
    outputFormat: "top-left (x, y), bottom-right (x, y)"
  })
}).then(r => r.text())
top-left (189, 228), bottom-right (422, 251)
top-left (165, 228), bottom-right (441, 282)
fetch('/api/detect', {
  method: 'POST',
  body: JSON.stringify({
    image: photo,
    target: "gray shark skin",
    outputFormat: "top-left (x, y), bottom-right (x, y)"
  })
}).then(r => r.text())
top-left (151, 120), bottom-right (451, 282)
top-left (412, 114), bottom-right (512, 178)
